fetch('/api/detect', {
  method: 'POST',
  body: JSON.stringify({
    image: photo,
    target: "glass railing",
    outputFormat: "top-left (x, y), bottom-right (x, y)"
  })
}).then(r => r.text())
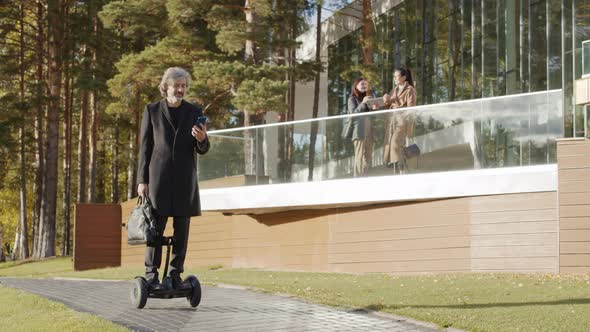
top-left (198, 90), bottom-right (563, 189)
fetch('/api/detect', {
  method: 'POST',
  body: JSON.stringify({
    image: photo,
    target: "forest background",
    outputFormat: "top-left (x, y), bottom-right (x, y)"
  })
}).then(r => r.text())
top-left (0, 0), bottom-right (377, 261)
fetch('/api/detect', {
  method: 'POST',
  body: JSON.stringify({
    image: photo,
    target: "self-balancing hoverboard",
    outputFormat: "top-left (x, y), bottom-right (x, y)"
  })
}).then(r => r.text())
top-left (131, 236), bottom-right (201, 309)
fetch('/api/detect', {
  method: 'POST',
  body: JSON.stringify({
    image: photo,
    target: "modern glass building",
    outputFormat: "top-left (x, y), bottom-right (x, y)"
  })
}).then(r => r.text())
top-left (130, 1), bottom-right (590, 275)
top-left (196, 1), bottom-right (590, 185)
top-left (326, 0), bottom-right (590, 138)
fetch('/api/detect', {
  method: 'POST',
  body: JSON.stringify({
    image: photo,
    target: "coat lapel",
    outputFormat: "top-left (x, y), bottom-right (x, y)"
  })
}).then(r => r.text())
top-left (159, 100), bottom-right (175, 130)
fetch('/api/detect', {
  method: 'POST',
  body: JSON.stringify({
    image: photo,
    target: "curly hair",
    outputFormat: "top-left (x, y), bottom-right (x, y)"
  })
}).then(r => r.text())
top-left (158, 67), bottom-right (192, 97)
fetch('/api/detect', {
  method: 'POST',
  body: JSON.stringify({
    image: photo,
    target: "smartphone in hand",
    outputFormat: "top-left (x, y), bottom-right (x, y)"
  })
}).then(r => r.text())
top-left (196, 116), bottom-right (208, 127)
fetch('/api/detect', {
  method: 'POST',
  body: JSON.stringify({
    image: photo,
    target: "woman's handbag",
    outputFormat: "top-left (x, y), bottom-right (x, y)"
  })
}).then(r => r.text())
top-left (126, 196), bottom-right (160, 246)
top-left (403, 137), bottom-right (420, 159)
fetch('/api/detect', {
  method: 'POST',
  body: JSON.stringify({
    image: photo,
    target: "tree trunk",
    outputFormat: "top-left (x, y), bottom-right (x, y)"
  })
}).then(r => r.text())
top-left (284, 0), bottom-right (297, 181)
top-left (32, 0), bottom-right (45, 259)
top-left (277, 1), bottom-right (288, 182)
top-left (97, 138), bottom-right (106, 203)
top-left (0, 224), bottom-right (5, 262)
top-left (12, 220), bottom-right (19, 260)
top-left (88, 6), bottom-right (99, 203)
top-left (61, 83), bottom-right (72, 256)
top-left (307, 1), bottom-right (322, 181)
top-left (244, 0), bottom-right (256, 64)
top-left (61, 36), bottom-right (72, 256)
top-left (78, 89), bottom-right (89, 203)
top-left (112, 119), bottom-right (119, 203)
top-left (243, 0), bottom-right (256, 177)
top-left (361, 0), bottom-right (373, 65)
top-left (127, 108), bottom-right (140, 200)
top-left (88, 90), bottom-right (99, 202)
top-left (18, 125), bottom-right (28, 259)
top-left (18, 1), bottom-right (29, 260)
top-left (127, 128), bottom-right (135, 199)
top-left (40, 0), bottom-right (65, 258)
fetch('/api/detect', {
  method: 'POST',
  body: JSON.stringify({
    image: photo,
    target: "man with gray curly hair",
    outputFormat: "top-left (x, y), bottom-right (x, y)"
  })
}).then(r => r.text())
top-left (137, 67), bottom-right (210, 289)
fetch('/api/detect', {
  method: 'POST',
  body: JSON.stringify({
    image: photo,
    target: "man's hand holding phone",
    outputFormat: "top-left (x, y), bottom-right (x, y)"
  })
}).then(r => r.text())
top-left (192, 116), bottom-right (208, 142)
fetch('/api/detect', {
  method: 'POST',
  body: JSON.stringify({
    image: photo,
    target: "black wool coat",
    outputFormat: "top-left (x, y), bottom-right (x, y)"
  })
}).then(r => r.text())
top-left (137, 100), bottom-right (210, 217)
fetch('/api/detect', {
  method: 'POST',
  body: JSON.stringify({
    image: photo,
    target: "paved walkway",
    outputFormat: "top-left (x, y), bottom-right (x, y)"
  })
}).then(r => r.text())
top-left (0, 277), bottom-right (442, 332)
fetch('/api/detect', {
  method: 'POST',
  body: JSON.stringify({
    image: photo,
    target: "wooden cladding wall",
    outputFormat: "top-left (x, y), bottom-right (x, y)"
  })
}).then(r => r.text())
top-left (74, 204), bottom-right (121, 271)
top-left (120, 191), bottom-right (558, 273)
top-left (557, 139), bottom-right (590, 273)
top-left (469, 193), bottom-right (558, 272)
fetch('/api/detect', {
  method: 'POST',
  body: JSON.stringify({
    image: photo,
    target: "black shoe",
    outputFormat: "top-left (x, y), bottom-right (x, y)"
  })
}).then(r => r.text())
top-left (170, 272), bottom-right (184, 289)
top-left (146, 276), bottom-right (160, 289)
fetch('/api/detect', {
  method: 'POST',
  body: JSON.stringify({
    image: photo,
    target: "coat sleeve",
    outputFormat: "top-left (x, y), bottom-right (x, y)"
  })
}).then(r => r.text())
top-left (348, 96), bottom-right (369, 114)
top-left (195, 137), bottom-right (210, 155)
top-left (137, 106), bottom-right (153, 184)
top-left (407, 87), bottom-right (417, 107)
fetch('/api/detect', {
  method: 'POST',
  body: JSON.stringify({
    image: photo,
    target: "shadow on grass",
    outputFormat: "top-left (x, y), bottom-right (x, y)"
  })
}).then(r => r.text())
top-left (362, 298), bottom-right (590, 311)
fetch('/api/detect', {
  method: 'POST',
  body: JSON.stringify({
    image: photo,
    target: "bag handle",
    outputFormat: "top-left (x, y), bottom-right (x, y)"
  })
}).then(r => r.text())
top-left (137, 195), bottom-right (152, 205)
top-left (137, 195), bottom-right (153, 206)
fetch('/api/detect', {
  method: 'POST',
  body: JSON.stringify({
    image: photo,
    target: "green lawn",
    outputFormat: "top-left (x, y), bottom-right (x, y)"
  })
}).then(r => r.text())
top-left (0, 285), bottom-right (128, 332)
top-left (2, 257), bottom-right (590, 332)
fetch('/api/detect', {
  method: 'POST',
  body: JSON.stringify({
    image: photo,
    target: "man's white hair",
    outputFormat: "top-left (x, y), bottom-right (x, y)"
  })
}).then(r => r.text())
top-left (159, 67), bottom-right (191, 97)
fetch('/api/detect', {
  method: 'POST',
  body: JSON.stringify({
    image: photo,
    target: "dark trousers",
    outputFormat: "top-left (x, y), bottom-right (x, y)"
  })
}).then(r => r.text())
top-left (144, 215), bottom-right (190, 279)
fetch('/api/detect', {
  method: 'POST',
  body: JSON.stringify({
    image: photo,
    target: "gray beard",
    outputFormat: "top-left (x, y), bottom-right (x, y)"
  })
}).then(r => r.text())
top-left (168, 96), bottom-right (183, 104)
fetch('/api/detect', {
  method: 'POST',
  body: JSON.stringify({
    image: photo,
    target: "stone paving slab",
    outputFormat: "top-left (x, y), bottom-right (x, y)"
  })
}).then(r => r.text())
top-left (0, 277), bottom-right (442, 332)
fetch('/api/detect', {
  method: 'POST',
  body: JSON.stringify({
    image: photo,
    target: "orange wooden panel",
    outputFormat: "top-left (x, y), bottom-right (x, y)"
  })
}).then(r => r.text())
top-left (118, 191), bottom-right (559, 273)
top-left (560, 254), bottom-right (590, 267)
top-left (471, 245), bottom-right (557, 258)
top-left (329, 258), bottom-right (470, 273)
top-left (560, 230), bottom-right (590, 242)
top-left (556, 142), bottom-right (590, 157)
top-left (558, 168), bottom-right (590, 182)
top-left (470, 209), bottom-right (556, 224)
top-left (557, 155), bottom-right (590, 169)
top-left (469, 192), bottom-right (556, 213)
top-left (559, 180), bottom-right (590, 193)
top-left (471, 257), bottom-right (558, 271)
top-left (471, 233), bottom-right (557, 247)
top-left (333, 213), bottom-right (471, 233)
top-left (471, 221), bottom-right (557, 236)
top-left (328, 236), bottom-right (471, 253)
top-left (560, 217), bottom-right (590, 230)
top-left (560, 205), bottom-right (590, 218)
top-left (559, 192), bottom-right (590, 206)
top-left (560, 242), bottom-right (590, 254)
top-left (330, 225), bottom-right (470, 243)
top-left (327, 247), bottom-right (469, 264)
top-left (74, 204), bottom-right (121, 271)
top-left (559, 266), bottom-right (590, 273)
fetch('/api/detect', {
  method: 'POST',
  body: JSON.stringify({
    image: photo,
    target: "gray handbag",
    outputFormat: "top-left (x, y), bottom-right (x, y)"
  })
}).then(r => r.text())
top-left (126, 196), bottom-right (160, 246)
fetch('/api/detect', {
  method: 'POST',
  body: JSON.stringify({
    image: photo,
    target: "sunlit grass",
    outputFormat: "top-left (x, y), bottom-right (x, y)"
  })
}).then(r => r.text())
top-left (0, 285), bottom-right (129, 332)
top-left (2, 257), bottom-right (590, 331)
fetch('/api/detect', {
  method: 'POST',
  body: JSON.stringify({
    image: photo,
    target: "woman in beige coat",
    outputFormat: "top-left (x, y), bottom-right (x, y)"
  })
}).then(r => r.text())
top-left (382, 68), bottom-right (417, 174)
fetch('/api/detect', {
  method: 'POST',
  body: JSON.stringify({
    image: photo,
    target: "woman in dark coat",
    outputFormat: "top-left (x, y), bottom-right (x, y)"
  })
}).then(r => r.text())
top-left (344, 77), bottom-right (374, 177)
top-left (137, 67), bottom-right (209, 288)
